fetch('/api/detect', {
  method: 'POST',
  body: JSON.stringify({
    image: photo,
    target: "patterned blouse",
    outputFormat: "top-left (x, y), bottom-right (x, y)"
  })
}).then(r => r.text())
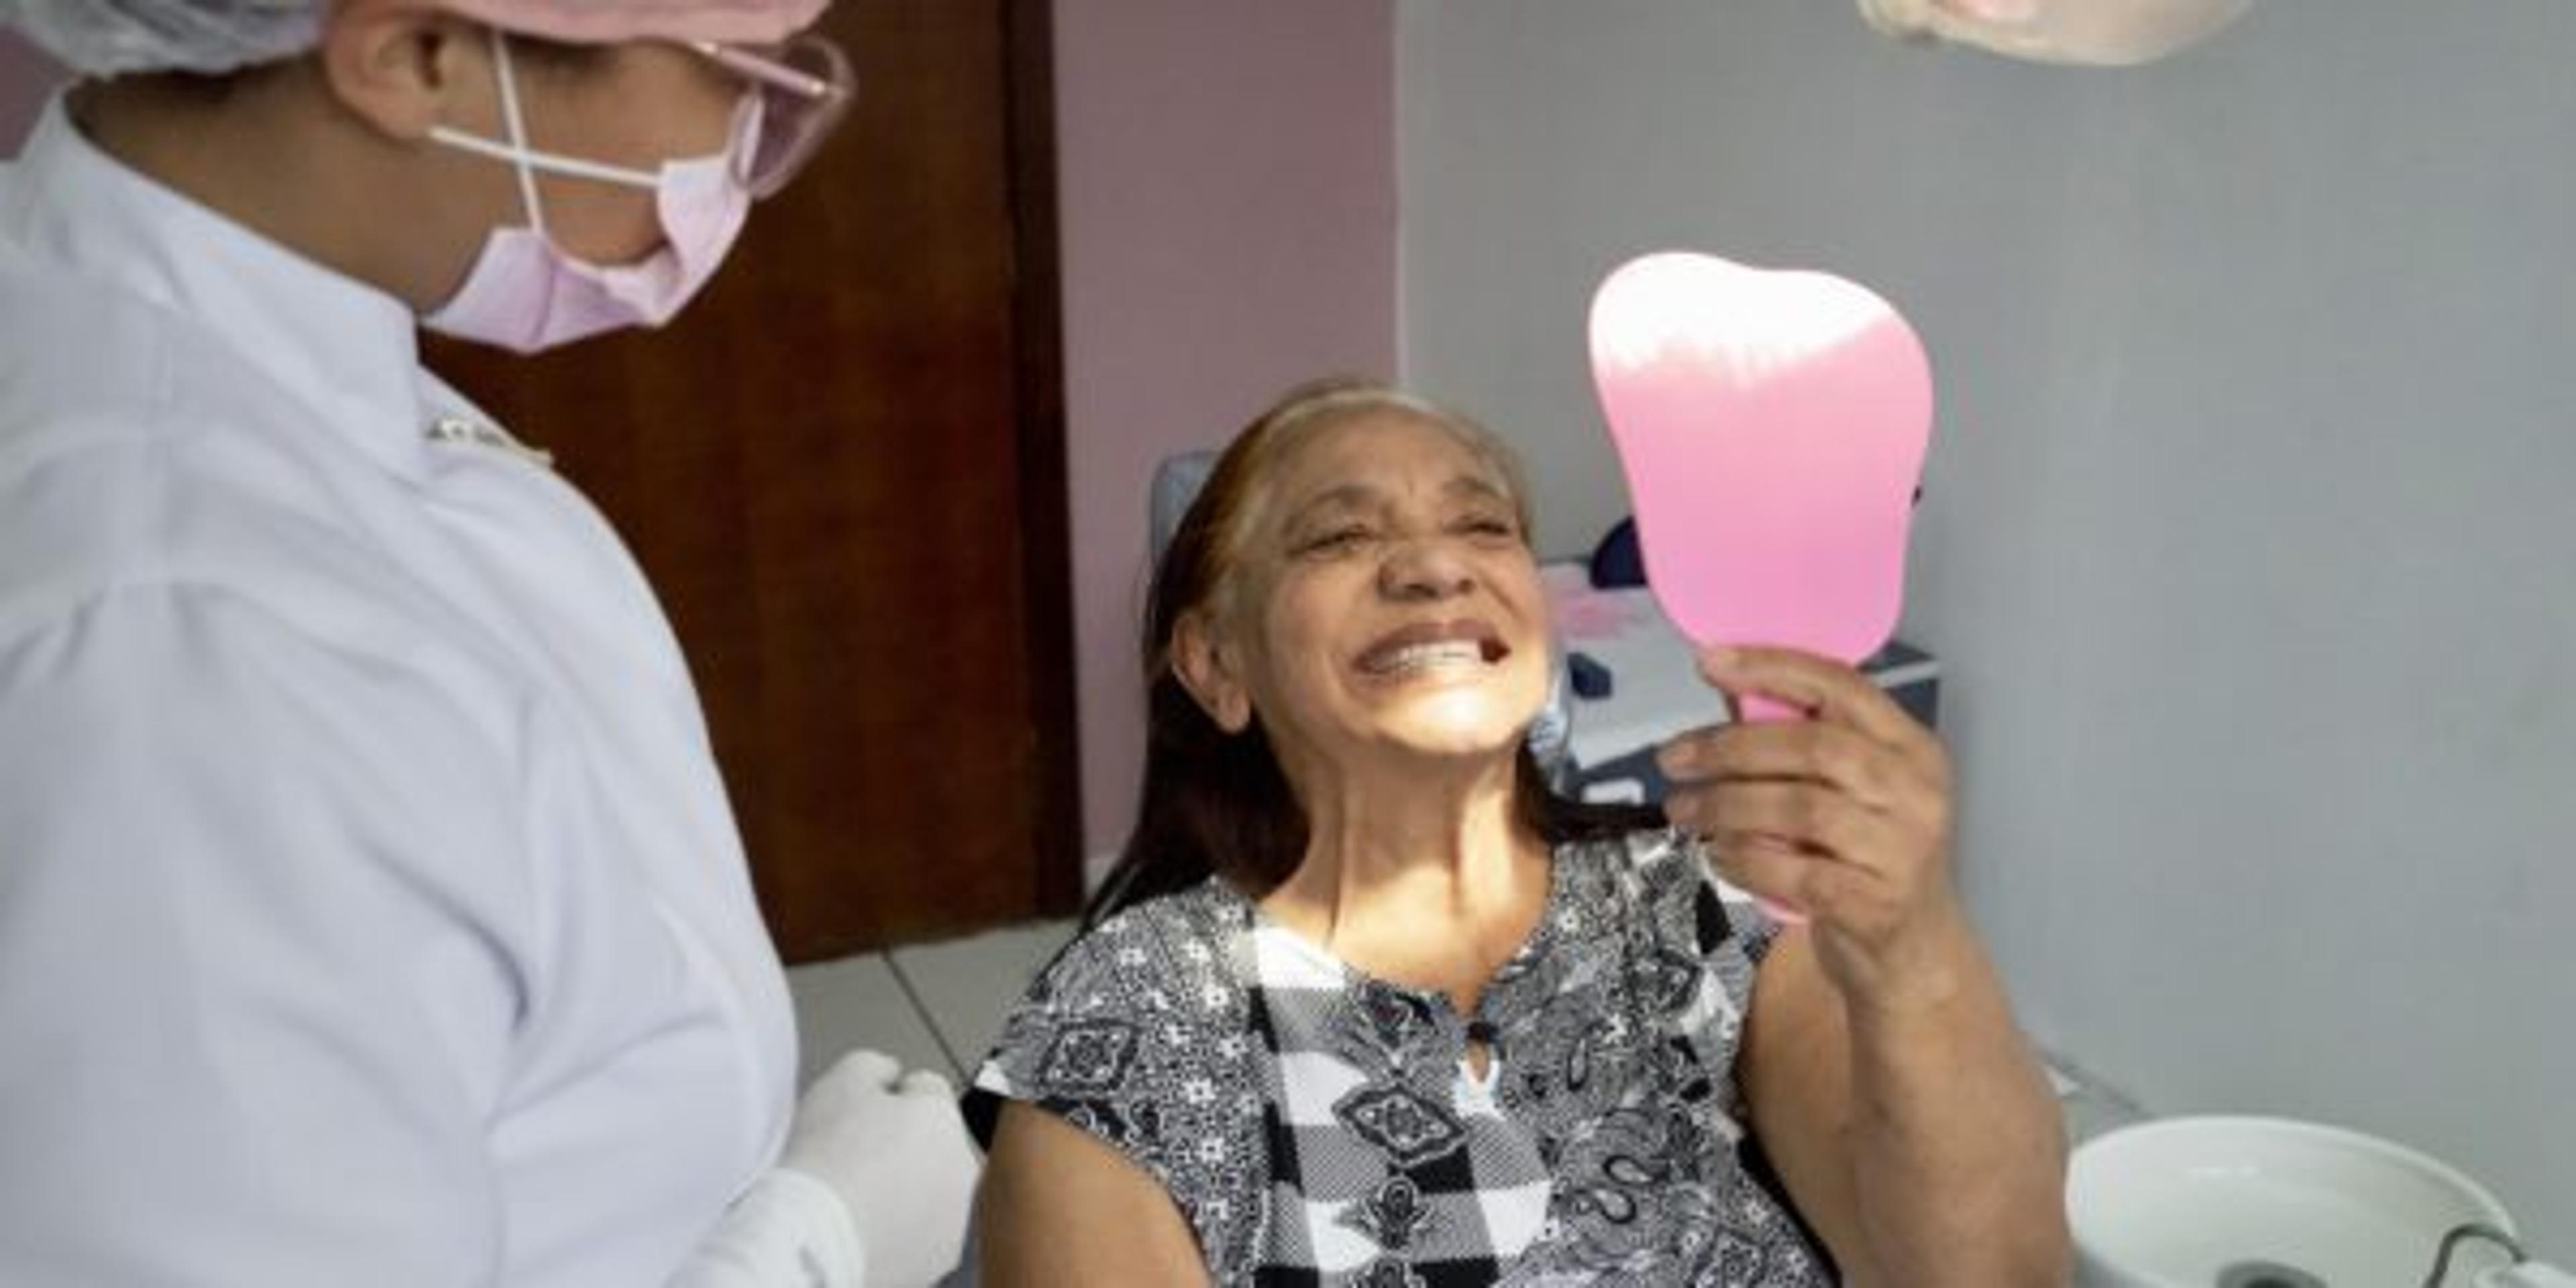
top-left (965, 830), bottom-right (1838, 1287)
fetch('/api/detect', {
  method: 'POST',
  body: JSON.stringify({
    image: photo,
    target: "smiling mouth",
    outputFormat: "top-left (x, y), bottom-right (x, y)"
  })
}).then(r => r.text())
top-left (1356, 634), bottom-right (1510, 676)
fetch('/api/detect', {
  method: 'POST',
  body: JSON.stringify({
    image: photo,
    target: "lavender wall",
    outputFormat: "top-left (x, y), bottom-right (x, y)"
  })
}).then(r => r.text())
top-left (1, 30), bottom-right (64, 153)
top-left (1053, 0), bottom-right (1398, 869)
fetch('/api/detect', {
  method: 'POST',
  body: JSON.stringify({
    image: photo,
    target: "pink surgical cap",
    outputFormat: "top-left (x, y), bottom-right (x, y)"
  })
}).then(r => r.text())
top-left (0, 0), bottom-right (826, 77)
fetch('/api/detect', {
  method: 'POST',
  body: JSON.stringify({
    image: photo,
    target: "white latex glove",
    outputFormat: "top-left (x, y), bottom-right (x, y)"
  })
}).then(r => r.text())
top-left (782, 1051), bottom-right (979, 1288)
top-left (671, 1051), bottom-right (978, 1288)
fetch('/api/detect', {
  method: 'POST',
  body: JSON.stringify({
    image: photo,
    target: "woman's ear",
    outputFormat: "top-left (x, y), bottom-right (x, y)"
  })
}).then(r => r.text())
top-left (1171, 611), bottom-right (1254, 734)
top-left (315, 3), bottom-right (487, 143)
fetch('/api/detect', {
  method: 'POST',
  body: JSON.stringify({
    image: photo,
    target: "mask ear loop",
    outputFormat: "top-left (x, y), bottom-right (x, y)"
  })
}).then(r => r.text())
top-left (487, 30), bottom-right (549, 242)
top-left (430, 31), bottom-right (697, 201)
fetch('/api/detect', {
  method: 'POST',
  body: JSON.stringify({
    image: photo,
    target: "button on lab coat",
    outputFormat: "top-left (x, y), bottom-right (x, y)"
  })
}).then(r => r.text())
top-left (0, 100), bottom-right (798, 1284)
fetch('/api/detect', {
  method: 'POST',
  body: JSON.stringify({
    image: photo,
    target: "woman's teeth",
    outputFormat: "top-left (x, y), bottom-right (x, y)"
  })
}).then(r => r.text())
top-left (1364, 640), bottom-right (1489, 676)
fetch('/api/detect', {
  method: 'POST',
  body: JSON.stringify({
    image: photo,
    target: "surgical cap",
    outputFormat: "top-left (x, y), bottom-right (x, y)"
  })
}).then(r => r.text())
top-left (0, 0), bottom-right (321, 77)
top-left (0, 0), bottom-right (827, 78)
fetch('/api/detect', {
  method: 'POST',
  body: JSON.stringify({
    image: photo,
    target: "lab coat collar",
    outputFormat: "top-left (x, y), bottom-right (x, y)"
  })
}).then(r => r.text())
top-left (1, 95), bottom-right (434, 480)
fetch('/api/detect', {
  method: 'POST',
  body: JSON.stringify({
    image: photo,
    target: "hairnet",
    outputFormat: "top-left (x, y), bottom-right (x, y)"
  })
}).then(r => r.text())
top-left (0, 0), bottom-right (322, 77)
top-left (0, 0), bottom-right (827, 78)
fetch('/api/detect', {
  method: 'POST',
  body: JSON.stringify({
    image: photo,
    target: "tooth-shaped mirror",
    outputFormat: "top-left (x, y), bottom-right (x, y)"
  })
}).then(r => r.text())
top-left (1589, 252), bottom-right (1932, 924)
top-left (1587, 250), bottom-right (1932, 692)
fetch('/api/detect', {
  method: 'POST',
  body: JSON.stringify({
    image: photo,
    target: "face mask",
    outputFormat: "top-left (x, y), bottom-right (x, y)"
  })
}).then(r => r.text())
top-left (423, 30), bottom-right (758, 354)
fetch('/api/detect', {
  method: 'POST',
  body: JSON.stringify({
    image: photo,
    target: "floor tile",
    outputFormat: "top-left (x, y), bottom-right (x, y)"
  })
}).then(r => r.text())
top-left (888, 919), bottom-right (1078, 1079)
top-left (784, 951), bottom-right (951, 1090)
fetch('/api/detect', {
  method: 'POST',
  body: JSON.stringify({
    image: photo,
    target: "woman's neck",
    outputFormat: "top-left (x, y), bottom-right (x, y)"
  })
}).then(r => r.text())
top-left (1261, 753), bottom-right (1550, 1014)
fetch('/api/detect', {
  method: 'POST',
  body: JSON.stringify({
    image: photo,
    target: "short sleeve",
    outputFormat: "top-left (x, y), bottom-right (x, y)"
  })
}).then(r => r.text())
top-left (0, 584), bottom-right (533, 1284)
top-left (1607, 828), bottom-right (1778, 1068)
top-left (963, 892), bottom-right (1269, 1277)
top-left (1658, 827), bottom-right (1789, 964)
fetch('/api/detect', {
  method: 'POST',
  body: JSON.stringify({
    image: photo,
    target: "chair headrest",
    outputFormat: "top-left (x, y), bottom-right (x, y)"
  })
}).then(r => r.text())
top-left (1147, 450), bottom-right (1220, 562)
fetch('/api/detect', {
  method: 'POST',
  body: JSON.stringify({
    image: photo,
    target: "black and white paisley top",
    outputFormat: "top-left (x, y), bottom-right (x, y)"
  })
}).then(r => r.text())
top-left (965, 829), bottom-right (1839, 1286)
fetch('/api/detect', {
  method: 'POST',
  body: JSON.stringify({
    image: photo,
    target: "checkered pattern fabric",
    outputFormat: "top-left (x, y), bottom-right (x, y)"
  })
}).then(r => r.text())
top-left (966, 830), bottom-right (1837, 1287)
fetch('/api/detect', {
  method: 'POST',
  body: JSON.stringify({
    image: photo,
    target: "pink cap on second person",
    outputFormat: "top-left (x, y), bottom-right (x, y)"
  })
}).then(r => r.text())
top-left (429, 0), bottom-right (827, 48)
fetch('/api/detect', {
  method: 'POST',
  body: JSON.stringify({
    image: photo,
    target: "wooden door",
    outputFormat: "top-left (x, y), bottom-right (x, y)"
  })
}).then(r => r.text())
top-left (423, 0), bottom-right (1079, 961)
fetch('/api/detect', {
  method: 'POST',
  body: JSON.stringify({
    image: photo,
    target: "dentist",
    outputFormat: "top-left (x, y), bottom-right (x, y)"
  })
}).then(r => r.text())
top-left (0, 1), bottom-right (972, 1283)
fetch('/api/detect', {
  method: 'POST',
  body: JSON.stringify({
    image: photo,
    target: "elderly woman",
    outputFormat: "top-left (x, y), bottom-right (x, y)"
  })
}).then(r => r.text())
top-left (967, 380), bottom-right (2068, 1285)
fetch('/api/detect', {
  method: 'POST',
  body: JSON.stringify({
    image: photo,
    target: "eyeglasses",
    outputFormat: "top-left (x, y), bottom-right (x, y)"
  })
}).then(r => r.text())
top-left (689, 35), bottom-right (856, 199)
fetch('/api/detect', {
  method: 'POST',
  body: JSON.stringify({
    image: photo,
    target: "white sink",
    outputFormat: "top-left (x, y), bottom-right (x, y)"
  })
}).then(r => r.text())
top-left (2068, 1115), bottom-right (2518, 1287)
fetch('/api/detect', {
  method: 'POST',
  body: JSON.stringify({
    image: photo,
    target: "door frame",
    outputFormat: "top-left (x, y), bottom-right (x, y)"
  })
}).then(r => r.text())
top-left (1003, 0), bottom-right (1083, 919)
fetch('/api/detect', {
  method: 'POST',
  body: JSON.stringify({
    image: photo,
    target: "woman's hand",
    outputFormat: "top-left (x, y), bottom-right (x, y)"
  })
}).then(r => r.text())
top-left (1654, 644), bottom-right (1972, 1013)
top-left (1658, 647), bottom-right (2070, 1284)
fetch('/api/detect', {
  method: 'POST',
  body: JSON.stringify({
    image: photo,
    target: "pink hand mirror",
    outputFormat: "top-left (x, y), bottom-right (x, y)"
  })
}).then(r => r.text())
top-left (1588, 251), bottom-right (1934, 917)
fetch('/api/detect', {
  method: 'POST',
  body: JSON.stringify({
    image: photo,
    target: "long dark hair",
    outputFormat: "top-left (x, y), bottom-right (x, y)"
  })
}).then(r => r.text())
top-left (1085, 380), bottom-right (1660, 925)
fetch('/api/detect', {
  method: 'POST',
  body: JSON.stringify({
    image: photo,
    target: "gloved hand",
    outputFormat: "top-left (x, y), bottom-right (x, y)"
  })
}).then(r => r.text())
top-left (781, 1050), bottom-right (979, 1288)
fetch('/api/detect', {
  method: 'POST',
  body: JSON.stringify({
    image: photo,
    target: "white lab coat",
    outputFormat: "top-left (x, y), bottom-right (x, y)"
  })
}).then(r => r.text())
top-left (0, 99), bottom-right (814, 1284)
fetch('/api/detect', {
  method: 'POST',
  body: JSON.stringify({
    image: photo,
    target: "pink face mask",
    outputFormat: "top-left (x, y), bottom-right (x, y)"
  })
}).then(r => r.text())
top-left (423, 31), bottom-right (758, 354)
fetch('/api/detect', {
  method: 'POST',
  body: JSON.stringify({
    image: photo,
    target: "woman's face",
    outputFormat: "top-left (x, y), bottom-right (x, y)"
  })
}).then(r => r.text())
top-left (1195, 411), bottom-right (1553, 777)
